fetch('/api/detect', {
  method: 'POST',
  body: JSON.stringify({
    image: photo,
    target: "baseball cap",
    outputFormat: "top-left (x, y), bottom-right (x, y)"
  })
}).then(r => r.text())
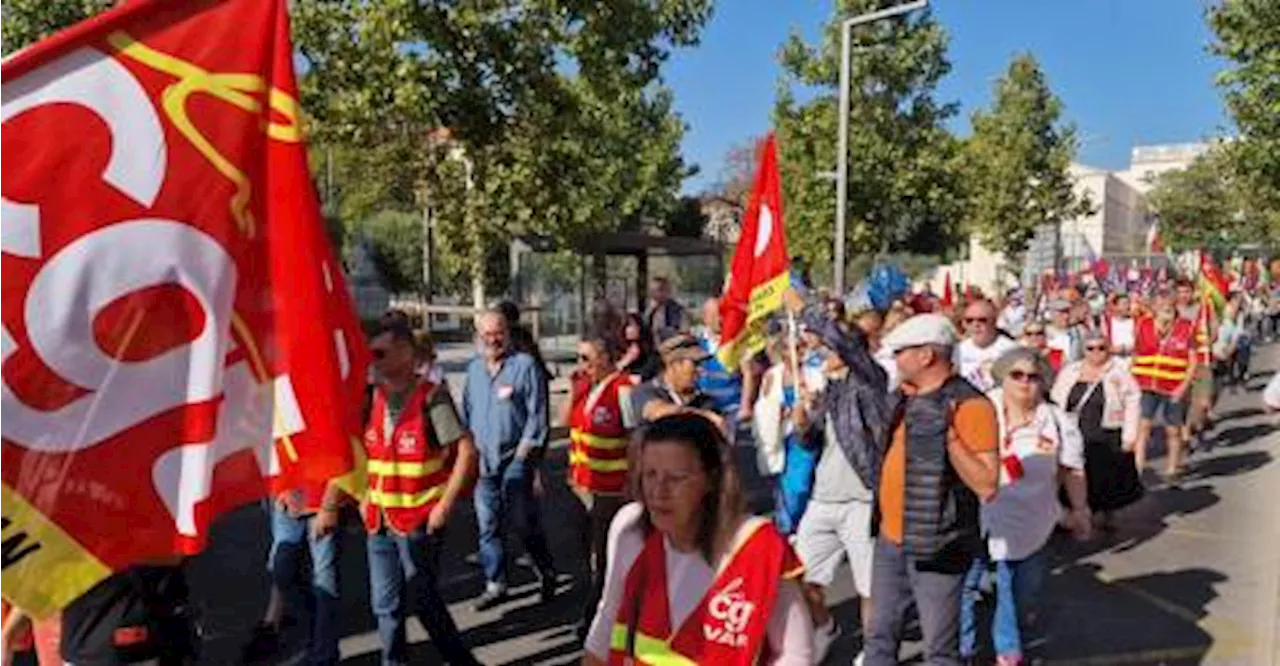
top-left (881, 314), bottom-right (957, 353)
top-left (659, 333), bottom-right (712, 363)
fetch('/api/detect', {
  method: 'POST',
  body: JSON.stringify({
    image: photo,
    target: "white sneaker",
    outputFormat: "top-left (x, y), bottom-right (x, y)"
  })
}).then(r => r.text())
top-left (812, 617), bottom-right (839, 664)
top-left (853, 651), bottom-right (865, 666)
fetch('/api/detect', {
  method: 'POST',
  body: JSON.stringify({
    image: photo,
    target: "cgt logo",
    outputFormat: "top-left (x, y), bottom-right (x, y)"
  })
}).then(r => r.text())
top-left (702, 577), bottom-right (756, 649)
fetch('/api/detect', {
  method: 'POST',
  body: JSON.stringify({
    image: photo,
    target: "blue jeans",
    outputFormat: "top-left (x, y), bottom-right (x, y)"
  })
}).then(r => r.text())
top-left (474, 457), bottom-right (555, 587)
top-left (367, 526), bottom-right (479, 666)
top-left (773, 433), bottom-right (819, 535)
top-left (959, 548), bottom-right (1048, 660)
top-left (269, 507), bottom-right (340, 665)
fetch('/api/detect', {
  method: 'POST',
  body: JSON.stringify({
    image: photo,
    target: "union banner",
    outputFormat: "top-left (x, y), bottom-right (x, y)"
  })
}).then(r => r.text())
top-left (1, 0), bottom-right (368, 616)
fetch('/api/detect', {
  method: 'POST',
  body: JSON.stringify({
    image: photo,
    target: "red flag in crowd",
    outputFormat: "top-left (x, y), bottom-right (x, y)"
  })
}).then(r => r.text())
top-left (1, 0), bottom-right (368, 616)
top-left (1146, 220), bottom-right (1164, 254)
top-left (717, 133), bottom-right (790, 369)
top-left (940, 271), bottom-right (954, 307)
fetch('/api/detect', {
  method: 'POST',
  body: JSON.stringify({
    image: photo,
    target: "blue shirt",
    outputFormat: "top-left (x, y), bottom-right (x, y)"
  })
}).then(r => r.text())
top-left (695, 331), bottom-right (743, 415)
top-left (461, 351), bottom-right (547, 477)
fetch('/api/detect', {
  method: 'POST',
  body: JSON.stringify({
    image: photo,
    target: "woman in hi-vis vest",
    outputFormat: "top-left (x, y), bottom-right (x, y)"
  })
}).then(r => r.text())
top-left (582, 414), bottom-right (814, 666)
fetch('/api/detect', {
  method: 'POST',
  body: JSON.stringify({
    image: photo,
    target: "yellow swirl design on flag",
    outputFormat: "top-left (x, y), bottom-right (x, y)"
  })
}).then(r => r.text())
top-left (106, 31), bottom-right (304, 238)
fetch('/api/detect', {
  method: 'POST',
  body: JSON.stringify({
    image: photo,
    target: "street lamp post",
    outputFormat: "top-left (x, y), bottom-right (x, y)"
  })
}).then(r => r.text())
top-left (833, 0), bottom-right (928, 296)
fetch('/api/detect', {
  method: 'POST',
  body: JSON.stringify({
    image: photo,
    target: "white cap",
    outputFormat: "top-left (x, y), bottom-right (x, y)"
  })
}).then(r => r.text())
top-left (882, 314), bottom-right (957, 353)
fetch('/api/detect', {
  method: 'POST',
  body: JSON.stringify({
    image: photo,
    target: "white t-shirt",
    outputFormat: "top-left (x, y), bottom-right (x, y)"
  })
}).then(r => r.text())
top-left (955, 336), bottom-right (1019, 392)
top-left (584, 503), bottom-right (814, 664)
top-left (983, 390), bottom-right (1085, 561)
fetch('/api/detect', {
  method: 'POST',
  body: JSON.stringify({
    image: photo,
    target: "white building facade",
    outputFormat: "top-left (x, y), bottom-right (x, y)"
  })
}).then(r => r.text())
top-left (927, 142), bottom-right (1209, 295)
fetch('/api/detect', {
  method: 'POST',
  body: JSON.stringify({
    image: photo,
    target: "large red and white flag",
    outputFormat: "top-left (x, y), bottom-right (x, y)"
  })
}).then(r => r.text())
top-left (1, 0), bottom-right (368, 616)
top-left (717, 133), bottom-right (789, 369)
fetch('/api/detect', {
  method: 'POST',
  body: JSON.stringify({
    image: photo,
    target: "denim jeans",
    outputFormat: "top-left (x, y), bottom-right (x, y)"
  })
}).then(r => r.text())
top-left (865, 537), bottom-right (966, 666)
top-left (959, 548), bottom-right (1048, 660)
top-left (474, 457), bottom-right (555, 587)
top-left (269, 507), bottom-right (340, 665)
top-left (367, 526), bottom-right (479, 666)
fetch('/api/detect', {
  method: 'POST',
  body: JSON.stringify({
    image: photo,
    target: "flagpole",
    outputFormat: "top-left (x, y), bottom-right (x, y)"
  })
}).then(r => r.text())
top-left (787, 309), bottom-right (802, 395)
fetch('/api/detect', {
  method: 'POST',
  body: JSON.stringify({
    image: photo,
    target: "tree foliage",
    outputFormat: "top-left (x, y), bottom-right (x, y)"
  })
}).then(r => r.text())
top-left (1, 0), bottom-right (110, 55)
top-left (710, 135), bottom-right (764, 209)
top-left (292, 0), bottom-right (712, 302)
top-left (3, 1), bottom-right (712, 302)
top-left (1207, 0), bottom-right (1280, 243)
top-left (1147, 145), bottom-right (1273, 252)
top-left (773, 0), bottom-right (964, 285)
top-left (960, 53), bottom-right (1091, 261)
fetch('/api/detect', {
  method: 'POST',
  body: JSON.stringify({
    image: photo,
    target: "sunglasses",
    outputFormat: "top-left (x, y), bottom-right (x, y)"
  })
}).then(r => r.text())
top-left (1025, 330), bottom-right (1046, 336)
top-left (1085, 345), bottom-right (1108, 352)
top-left (1008, 370), bottom-right (1043, 384)
top-left (964, 317), bottom-right (992, 324)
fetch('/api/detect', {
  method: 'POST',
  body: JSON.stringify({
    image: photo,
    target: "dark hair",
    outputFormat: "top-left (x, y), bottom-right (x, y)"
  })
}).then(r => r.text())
top-left (632, 413), bottom-right (746, 562)
top-left (380, 308), bottom-right (411, 328)
top-left (581, 333), bottom-right (622, 363)
top-left (1174, 277), bottom-right (1194, 290)
top-left (374, 320), bottom-right (415, 345)
top-left (622, 313), bottom-right (655, 350)
top-left (494, 300), bottom-right (521, 327)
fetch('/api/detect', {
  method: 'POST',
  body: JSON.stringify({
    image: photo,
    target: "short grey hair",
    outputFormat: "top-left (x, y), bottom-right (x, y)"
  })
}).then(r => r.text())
top-left (990, 346), bottom-right (1052, 385)
top-left (476, 309), bottom-right (508, 331)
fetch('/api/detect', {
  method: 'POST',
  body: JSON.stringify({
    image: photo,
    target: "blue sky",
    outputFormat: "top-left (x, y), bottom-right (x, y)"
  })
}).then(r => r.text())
top-left (667, 0), bottom-right (1229, 193)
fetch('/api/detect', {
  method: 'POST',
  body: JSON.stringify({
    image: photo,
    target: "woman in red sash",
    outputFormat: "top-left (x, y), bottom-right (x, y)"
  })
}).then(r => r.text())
top-left (582, 413), bottom-right (814, 666)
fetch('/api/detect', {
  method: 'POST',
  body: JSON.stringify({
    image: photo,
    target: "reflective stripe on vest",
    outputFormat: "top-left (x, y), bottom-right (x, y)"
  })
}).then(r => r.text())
top-left (569, 373), bottom-right (633, 493)
top-left (362, 382), bottom-right (453, 534)
top-left (608, 626), bottom-right (698, 666)
top-left (1132, 318), bottom-right (1194, 394)
top-left (368, 485), bottom-right (445, 508)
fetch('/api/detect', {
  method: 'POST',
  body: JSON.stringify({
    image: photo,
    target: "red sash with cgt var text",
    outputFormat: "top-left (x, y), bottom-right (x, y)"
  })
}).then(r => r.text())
top-left (608, 517), bottom-right (805, 666)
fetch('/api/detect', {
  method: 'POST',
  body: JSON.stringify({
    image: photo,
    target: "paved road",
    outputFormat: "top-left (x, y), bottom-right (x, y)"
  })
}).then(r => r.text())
top-left (185, 343), bottom-right (1280, 665)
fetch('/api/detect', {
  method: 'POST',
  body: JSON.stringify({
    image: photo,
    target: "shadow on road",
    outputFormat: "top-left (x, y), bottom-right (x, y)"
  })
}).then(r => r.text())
top-left (1037, 562), bottom-right (1223, 664)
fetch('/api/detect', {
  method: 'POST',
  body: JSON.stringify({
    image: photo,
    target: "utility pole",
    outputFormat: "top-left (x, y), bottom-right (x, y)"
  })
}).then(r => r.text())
top-left (833, 0), bottom-right (929, 296)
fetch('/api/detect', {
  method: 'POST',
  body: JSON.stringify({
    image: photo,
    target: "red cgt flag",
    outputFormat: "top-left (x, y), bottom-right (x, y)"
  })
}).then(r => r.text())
top-left (717, 133), bottom-right (790, 370)
top-left (1, 0), bottom-right (368, 616)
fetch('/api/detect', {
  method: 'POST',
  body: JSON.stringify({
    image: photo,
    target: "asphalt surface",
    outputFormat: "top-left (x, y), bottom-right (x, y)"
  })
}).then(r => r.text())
top-left (182, 343), bottom-right (1280, 665)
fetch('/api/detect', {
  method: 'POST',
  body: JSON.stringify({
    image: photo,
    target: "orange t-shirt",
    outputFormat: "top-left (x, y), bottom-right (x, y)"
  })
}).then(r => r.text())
top-left (878, 392), bottom-right (998, 545)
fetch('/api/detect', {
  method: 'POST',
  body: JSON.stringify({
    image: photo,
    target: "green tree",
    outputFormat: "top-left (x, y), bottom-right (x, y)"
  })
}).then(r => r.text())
top-left (292, 0), bottom-right (712, 305)
top-left (1207, 0), bottom-right (1280, 243)
top-left (773, 0), bottom-right (964, 286)
top-left (961, 53), bottom-right (1091, 262)
top-left (1147, 145), bottom-right (1273, 252)
top-left (3, 1), bottom-right (711, 303)
top-left (1, 0), bottom-right (110, 54)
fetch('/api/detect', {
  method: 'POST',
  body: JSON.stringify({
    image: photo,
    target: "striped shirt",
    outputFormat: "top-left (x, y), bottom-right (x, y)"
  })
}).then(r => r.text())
top-left (695, 330), bottom-right (742, 415)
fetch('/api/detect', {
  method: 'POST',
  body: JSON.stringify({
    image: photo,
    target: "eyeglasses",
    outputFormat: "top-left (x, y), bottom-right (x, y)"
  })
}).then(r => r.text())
top-left (371, 349), bottom-right (388, 360)
top-left (1008, 370), bottom-right (1043, 384)
top-left (964, 317), bottom-right (992, 324)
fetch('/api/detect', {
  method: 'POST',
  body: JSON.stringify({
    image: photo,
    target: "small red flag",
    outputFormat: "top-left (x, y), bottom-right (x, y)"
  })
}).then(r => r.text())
top-left (941, 271), bottom-right (954, 308)
top-left (718, 133), bottom-right (790, 369)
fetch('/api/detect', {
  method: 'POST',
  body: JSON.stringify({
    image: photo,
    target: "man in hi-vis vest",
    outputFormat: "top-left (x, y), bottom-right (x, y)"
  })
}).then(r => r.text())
top-left (362, 321), bottom-right (481, 666)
